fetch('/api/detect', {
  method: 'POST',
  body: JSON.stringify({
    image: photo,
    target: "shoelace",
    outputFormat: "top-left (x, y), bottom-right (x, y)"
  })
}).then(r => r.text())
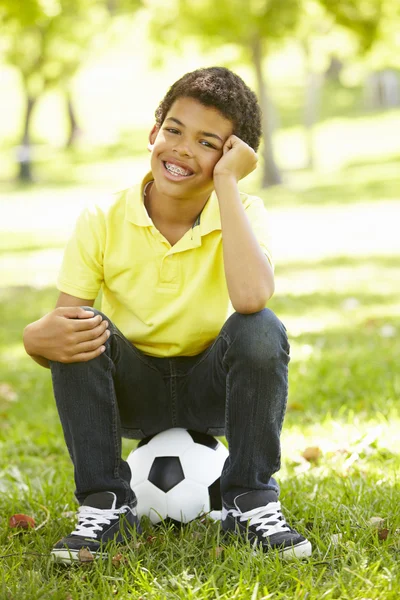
top-left (230, 501), bottom-right (291, 537)
top-left (71, 506), bottom-right (127, 539)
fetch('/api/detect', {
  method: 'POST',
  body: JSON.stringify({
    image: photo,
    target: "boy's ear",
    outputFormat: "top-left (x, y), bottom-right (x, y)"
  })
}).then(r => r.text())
top-left (148, 125), bottom-right (159, 151)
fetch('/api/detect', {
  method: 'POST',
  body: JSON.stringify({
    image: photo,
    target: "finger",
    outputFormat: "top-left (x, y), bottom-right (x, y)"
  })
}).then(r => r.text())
top-left (67, 345), bottom-right (107, 363)
top-left (75, 329), bottom-right (110, 353)
top-left (58, 306), bottom-right (95, 319)
top-left (68, 315), bottom-right (104, 332)
top-left (74, 320), bottom-right (109, 343)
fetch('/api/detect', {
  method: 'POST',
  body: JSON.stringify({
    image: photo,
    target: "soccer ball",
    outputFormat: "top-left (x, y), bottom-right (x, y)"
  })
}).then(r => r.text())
top-left (127, 428), bottom-right (229, 524)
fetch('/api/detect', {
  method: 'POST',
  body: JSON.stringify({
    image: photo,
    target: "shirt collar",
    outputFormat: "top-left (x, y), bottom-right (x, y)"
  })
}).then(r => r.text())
top-left (125, 171), bottom-right (221, 236)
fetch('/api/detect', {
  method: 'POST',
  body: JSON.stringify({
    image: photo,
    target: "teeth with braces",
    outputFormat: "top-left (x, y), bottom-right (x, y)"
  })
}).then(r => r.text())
top-left (165, 162), bottom-right (192, 176)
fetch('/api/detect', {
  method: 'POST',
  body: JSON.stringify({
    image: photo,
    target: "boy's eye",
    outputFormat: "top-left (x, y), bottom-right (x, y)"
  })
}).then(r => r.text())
top-left (200, 140), bottom-right (217, 149)
top-left (165, 127), bottom-right (180, 134)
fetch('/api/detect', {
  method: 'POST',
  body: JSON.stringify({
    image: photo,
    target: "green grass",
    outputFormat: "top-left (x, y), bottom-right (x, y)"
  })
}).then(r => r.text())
top-left (1, 113), bottom-right (400, 597)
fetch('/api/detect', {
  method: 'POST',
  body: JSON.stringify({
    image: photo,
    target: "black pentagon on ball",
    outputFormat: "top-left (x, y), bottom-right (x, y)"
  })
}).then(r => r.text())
top-left (187, 430), bottom-right (219, 450)
top-left (148, 456), bottom-right (185, 492)
top-left (208, 477), bottom-right (222, 510)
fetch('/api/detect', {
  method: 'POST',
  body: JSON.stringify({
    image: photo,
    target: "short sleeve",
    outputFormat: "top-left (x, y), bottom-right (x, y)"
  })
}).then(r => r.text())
top-left (244, 195), bottom-right (274, 270)
top-left (57, 205), bottom-right (106, 299)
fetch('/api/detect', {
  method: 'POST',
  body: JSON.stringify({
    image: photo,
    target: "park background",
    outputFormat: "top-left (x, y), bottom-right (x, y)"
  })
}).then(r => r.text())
top-left (0, 1), bottom-right (399, 598)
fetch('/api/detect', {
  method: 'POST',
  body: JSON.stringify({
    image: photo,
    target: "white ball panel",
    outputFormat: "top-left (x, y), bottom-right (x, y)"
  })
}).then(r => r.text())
top-left (181, 442), bottom-right (228, 486)
top-left (147, 428), bottom-right (193, 456)
top-left (127, 447), bottom-right (154, 486)
top-left (134, 481), bottom-right (168, 524)
top-left (166, 480), bottom-right (210, 523)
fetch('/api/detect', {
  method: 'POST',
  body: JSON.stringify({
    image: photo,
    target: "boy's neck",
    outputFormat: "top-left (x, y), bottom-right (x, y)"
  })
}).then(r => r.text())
top-left (144, 181), bottom-right (211, 229)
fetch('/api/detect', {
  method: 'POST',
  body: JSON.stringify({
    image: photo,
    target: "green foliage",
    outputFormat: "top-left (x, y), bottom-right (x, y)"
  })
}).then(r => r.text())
top-left (0, 0), bottom-right (43, 26)
top-left (2, 1), bottom-right (109, 96)
top-left (149, 0), bottom-right (301, 56)
top-left (319, 0), bottom-right (400, 55)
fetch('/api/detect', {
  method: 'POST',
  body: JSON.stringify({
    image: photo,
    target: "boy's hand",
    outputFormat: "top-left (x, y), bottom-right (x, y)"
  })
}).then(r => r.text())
top-left (23, 307), bottom-right (110, 363)
top-left (213, 135), bottom-right (258, 182)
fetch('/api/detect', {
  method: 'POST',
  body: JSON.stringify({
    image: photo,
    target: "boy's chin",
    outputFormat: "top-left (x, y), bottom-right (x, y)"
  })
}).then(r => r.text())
top-left (153, 176), bottom-right (214, 199)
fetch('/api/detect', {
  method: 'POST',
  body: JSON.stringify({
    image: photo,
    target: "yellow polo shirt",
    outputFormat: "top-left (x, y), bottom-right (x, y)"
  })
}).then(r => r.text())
top-left (57, 172), bottom-right (273, 357)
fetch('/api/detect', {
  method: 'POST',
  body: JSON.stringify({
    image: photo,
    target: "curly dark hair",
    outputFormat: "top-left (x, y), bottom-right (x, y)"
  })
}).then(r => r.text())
top-left (155, 67), bottom-right (262, 152)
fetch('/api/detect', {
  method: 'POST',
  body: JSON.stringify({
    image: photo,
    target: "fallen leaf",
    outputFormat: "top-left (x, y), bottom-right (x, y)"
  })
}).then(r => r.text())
top-left (213, 546), bottom-right (224, 558)
top-left (146, 535), bottom-right (156, 543)
top-left (368, 516), bottom-right (385, 529)
top-left (287, 402), bottom-right (305, 412)
top-left (378, 528), bottom-right (389, 541)
top-left (112, 552), bottom-right (127, 567)
top-left (8, 514), bottom-right (35, 530)
top-left (78, 548), bottom-right (94, 563)
top-left (302, 447), bottom-right (322, 463)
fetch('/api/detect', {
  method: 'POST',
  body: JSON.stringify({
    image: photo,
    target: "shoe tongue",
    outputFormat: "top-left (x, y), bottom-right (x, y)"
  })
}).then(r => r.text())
top-left (234, 490), bottom-right (278, 512)
top-left (82, 491), bottom-right (117, 510)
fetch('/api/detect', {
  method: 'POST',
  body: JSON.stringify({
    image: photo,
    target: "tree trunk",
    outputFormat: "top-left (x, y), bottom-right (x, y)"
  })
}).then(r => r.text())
top-left (65, 90), bottom-right (80, 148)
top-left (251, 36), bottom-right (282, 188)
top-left (302, 41), bottom-right (323, 170)
top-left (18, 92), bottom-right (36, 183)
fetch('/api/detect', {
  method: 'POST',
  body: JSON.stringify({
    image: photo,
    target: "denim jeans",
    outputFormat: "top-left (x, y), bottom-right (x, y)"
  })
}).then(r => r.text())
top-left (50, 308), bottom-right (290, 508)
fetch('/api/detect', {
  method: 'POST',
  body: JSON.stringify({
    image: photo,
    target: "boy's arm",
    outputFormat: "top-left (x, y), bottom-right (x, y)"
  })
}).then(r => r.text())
top-left (23, 293), bottom-right (109, 368)
top-left (213, 135), bottom-right (275, 314)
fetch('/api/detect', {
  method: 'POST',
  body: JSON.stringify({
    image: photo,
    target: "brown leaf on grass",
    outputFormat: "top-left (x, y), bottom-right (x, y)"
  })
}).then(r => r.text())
top-left (146, 535), bottom-right (156, 543)
top-left (302, 447), bottom-right (322, 463)
top-left (8, 514), bottom-right (36, 530)
top-left (65, 595), bottom-right (73, 600)
top-left (378, 528), bottom-right (389, 541)
top-left (287, 402), bottom-right (305, 412)
top-left (112, 552), bottom-right (128, 567)
top-left (78, 548), bottom-right (94, 563)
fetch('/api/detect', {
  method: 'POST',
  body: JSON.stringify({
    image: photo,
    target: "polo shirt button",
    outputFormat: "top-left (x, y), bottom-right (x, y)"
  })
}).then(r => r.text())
top-left (160, 255), bottom-right (178, 283)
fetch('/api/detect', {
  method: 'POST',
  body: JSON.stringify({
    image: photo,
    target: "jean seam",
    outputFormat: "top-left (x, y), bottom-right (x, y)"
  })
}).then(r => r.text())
top-left (107, 354), bottom-right (132, 504)
top-left (169, 359), bottom-right (178, 427)
top-left (111, 331), bottom-right (160, 373)
top-left (185, 329), bottom-right (232, 378)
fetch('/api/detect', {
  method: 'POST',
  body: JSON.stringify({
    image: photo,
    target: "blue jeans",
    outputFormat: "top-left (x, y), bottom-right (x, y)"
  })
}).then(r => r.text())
top-left (50, 308), bottom-right (289, 507)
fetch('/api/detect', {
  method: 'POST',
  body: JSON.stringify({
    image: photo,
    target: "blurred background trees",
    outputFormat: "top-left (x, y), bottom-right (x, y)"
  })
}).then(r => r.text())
top-left (0, 0), bottom-right (141, 181)
top-left (0, 0), bottom-right (399, 185)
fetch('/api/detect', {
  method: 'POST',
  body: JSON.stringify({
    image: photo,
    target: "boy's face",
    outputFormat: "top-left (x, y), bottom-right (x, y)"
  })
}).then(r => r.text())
top-left (149, 97), bottom-right (233, 202)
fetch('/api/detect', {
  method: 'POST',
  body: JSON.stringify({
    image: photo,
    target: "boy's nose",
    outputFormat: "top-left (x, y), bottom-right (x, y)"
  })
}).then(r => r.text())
top-left (173, 139), bottom-right (194, 158)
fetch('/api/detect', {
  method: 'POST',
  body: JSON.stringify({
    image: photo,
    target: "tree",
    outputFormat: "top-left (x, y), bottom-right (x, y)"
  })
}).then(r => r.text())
top-left (318, 0), bottom-right (400, 108)
top-left (148, 0), bottom-right (301, 187)
top-left (1, 0), bottom-right (142, 181)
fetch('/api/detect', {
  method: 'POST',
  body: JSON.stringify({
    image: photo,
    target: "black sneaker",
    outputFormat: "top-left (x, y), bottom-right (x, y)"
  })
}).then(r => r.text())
top-left (221, 490), bottom-right (312, 559)
top-left (51, 491), bottom-right (141, 564)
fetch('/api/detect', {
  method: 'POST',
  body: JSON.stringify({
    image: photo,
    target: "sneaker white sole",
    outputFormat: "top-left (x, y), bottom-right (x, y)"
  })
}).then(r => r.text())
top-left (280, 539), bottom-right (312, 559)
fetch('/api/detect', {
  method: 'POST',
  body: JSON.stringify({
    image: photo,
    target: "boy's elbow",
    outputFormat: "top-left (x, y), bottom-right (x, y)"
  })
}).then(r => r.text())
top-left (232, 283), bottom-right (275, 315)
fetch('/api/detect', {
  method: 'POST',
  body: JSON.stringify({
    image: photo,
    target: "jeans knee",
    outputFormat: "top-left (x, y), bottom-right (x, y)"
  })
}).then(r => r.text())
top-left (224, 309), bottom-right (289, 365)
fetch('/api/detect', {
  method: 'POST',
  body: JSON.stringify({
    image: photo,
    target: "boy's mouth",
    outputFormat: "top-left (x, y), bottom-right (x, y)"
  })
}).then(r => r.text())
top-left (163, 161), bottom-right (194, 178)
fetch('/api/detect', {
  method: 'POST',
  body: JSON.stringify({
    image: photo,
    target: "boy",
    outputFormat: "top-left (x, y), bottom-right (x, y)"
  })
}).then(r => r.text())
top-left (23, 67), bottom-right (312, 563)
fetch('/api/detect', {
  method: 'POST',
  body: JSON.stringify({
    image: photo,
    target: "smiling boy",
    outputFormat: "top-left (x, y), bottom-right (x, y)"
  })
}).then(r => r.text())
top-left (23, 67), bottom-right (312, 562)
